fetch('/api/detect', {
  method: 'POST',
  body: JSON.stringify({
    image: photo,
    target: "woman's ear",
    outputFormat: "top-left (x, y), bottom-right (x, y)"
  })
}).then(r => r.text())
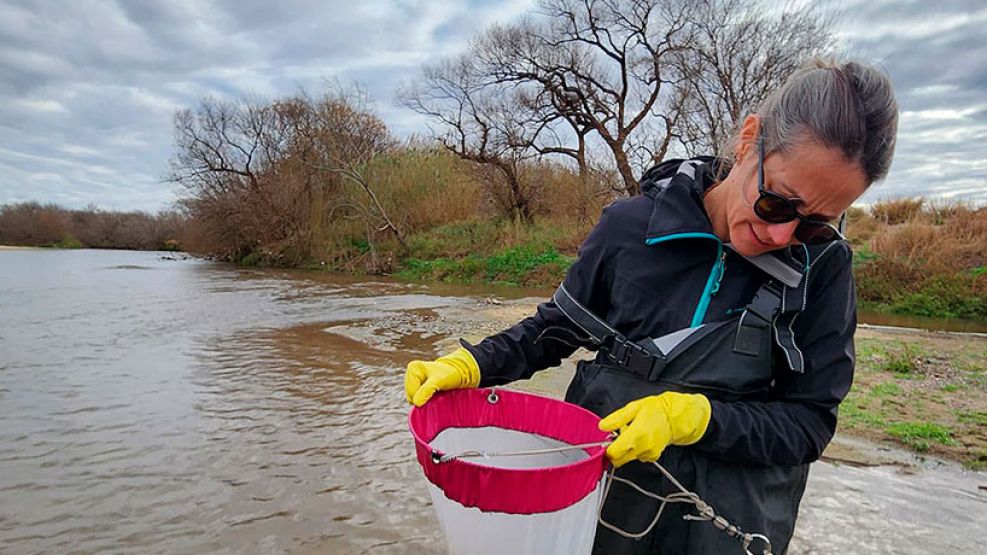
top-left (734, 115), bottom-right (761, 162)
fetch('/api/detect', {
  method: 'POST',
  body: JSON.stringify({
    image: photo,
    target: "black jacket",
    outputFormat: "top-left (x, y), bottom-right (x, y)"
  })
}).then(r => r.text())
top-left (463, 158), bottom-right (857, 467)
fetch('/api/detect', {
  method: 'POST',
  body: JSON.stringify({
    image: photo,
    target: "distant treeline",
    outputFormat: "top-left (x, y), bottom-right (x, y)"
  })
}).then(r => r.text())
top-left (0, 202), bottom-right (185, 251)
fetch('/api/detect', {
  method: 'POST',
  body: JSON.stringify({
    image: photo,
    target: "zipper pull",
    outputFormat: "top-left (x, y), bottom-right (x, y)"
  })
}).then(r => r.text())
top-left (711, 251), bottom-right (726, 295)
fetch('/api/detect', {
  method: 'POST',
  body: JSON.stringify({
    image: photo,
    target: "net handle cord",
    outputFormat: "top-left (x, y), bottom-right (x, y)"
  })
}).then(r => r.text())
top-left (433, 441), bottom-right (773, 555)
top-left (597, 462), bottom-right (774, 555)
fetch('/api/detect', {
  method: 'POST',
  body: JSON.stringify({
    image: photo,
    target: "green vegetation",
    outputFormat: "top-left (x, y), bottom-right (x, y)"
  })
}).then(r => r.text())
top-left (969, 449), bottom-right (987, 471)
top-left (392, 219), bottom-right (581, 285)
top-left (841, 333), bottom-right (987, 467)
top-left (956, 410), bottom-right (987, 426)
top-left (47, 235), bottom-right (83, 249)
top-left (397, 245), bottom-right (574, 286)
top-left (839, 395), bottom-right (886, 429)
top-left (880, 343), bottom-right (922, 375)
top-left (885, 422), bottom-right (956, 452)
top-left (869, 382), bottom-right (901, 397)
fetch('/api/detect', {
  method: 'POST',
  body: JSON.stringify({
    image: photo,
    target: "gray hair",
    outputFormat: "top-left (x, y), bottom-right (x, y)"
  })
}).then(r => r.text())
top-left (756, 58), bottom-right (899, 185)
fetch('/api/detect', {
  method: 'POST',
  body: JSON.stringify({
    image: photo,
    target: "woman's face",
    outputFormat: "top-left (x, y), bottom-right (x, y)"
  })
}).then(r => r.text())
top-left (720, 136), bottom-right (869, 257)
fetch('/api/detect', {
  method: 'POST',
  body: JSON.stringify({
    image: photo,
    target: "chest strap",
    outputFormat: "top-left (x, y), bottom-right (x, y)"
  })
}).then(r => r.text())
top-left (553, 274), bottom-right (808, 376)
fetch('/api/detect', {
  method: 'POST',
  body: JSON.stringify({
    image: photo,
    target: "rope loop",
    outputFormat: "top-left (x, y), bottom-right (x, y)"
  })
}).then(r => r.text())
top-left (597, 462), bottom-right (774, 555)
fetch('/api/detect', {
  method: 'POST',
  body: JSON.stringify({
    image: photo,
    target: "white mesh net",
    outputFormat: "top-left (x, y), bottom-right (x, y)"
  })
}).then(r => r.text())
top-left (426, 426), bottom-right (605, 555)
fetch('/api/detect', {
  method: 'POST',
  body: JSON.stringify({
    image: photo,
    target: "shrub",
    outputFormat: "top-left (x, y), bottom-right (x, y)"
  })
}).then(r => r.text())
top-left (870, 197), bottom-right (925, 224)
top-left (889, 275), bottom-right (987, 320)
top-left (846, 206), bottom-right (879, 246)
top-left (881, 344), bottom-right (921, 375)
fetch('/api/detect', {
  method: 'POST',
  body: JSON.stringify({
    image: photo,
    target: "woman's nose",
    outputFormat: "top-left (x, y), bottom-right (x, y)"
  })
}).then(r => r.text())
top-left (766, 221), bottom-right (799, 245)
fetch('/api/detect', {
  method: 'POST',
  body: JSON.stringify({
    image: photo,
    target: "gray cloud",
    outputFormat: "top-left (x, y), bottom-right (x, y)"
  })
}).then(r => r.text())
top-left (1, 0), bottom-right (984, 211)
top-left (829, 0), bottom-right (987, 204)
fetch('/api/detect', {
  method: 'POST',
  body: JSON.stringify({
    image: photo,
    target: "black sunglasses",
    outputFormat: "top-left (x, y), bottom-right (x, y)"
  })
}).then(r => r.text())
top-left (754, 136), bottom-right (845, 245)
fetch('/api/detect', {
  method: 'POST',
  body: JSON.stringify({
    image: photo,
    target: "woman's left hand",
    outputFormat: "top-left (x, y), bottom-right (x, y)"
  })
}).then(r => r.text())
top-left (599, 392), bottom-right (712, 467)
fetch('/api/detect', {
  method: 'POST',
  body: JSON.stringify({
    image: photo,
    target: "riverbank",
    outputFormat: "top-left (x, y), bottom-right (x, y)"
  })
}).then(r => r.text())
top-left (390, 199), bottom-right (987, 321)
top-left (459, 297), bottom-right (987, 470)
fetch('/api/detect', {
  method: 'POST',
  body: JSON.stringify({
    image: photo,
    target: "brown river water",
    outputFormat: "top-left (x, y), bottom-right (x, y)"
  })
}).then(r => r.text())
top-left (1, 249), bottom-right (985, 554)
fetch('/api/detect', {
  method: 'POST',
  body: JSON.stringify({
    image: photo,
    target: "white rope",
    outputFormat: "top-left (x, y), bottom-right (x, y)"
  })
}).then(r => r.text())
top-left (599, 461), bottom-right (774, 555)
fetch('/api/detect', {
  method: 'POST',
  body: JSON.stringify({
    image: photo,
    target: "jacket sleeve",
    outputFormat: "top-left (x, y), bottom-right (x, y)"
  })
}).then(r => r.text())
top-left (463, 208), bottom-right (614, 386)
top-left (692, 244), bottom-right (856, 466)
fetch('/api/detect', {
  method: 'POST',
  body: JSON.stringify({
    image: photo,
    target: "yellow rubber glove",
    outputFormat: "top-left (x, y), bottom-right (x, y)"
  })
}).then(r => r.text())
top-left (405, 347), bottom-right (481, 407)
top-left (599, 392), bottom-right (712, 468)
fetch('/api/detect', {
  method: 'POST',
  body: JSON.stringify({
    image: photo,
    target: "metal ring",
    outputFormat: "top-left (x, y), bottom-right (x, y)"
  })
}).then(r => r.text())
top-left (743, 533), bottom-right (773, 555)
top-left (487, 390), bottom-right (499, 404)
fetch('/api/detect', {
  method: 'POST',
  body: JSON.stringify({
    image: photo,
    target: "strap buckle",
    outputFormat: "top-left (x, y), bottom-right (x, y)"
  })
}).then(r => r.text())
top-left (602, 336), bottom-right (655, 378)
top-left (746, 280), bottom-right (784, 323)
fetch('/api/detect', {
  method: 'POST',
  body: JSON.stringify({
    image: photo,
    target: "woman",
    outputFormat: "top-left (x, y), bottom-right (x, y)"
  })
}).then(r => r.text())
top-left (405, 58), bottom-right (898, 554)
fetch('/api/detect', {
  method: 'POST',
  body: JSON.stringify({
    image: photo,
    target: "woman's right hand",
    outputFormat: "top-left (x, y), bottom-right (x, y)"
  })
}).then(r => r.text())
top-left (404, 347), bottom-right (481, 406)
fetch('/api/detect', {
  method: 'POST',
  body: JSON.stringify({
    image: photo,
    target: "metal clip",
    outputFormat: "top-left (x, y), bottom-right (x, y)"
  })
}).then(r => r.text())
top-left (743, 533), bottom-right (773, 555)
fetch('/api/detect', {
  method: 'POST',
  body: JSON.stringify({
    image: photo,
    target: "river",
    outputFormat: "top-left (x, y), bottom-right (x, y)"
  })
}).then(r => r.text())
top-left (1, 249), bottom-right (985, 554)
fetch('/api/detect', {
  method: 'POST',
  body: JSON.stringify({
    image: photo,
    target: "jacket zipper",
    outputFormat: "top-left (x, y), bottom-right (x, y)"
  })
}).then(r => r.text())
top-left (645, 233), bottom-right (726, 328)
top-left (691, 242), bottom-right (725, 327)
top-left (711, 251), bottom-right (727, 295)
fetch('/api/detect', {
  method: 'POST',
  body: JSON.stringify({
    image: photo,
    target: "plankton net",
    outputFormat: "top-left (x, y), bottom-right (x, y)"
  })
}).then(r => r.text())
top-left (409, 388), bottom-right (610, 555)
top-left (409, 388), bottom-right (777, 555)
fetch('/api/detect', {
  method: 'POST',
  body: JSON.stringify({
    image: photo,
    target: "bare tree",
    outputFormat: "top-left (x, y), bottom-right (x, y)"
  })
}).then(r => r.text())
top-left (169, 96), bottom-right (332, 263)
top-left (169, 88), bottom-right (406, 267)
top-left (401, 55), bottom-right (541, 221)
top-left (471, 0), bottom-right (697, 196)
top-left (675, 0), bottom-right (838, 157)
top-left (408, 0), bottom-right (835, 198)
top-left (303, 88), bottom-right (407, 251)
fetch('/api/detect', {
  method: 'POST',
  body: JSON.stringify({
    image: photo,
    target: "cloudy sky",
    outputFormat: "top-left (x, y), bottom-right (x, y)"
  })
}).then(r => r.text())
top-left (1, 0), bottom-right (984, 212)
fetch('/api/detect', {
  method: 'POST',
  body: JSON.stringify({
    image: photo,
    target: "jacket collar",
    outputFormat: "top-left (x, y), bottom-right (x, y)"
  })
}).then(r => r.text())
top-left (641, 157), bottom-right (720, 243)
top-left (640, 157), bottom-right (806, 270)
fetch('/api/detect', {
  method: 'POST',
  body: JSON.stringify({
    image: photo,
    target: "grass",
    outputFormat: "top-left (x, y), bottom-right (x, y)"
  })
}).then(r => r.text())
top-left (839, 395), bottom-right (887, 429)
top-left (969, 449), bottom-right (987, 471)
top-left (392, 217), bottom-right (585, 286)
top-left (397, 243), bottom-right (574, 286)
top-left (885, 422), bottom-right (956, 452)
top-left (880, 343), bottom-right (922, 375)
top-left (46, 235), bottom-right (83, 249)
top-left (870, 382), bottom-right (902, 397)
top-left (841, 332), bottom-right (987, 467)
top-left (956, 410), bottom-right (987, 426)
